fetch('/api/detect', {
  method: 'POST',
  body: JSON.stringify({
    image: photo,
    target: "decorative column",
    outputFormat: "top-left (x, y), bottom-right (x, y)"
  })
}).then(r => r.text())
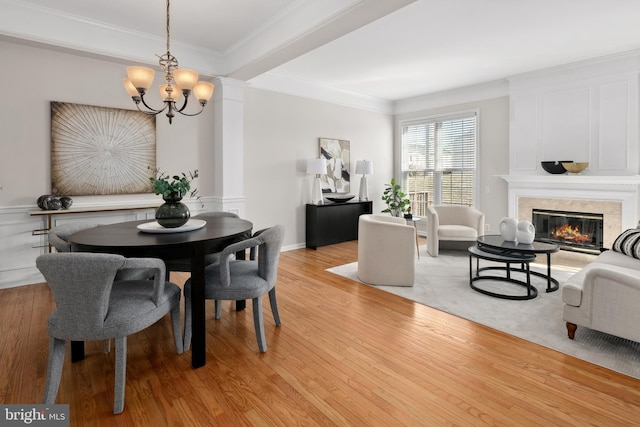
top-left (211, 77), bottom-right (249, 217)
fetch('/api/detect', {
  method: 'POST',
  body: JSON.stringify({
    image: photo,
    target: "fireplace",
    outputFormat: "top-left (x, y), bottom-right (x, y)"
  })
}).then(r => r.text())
top-left (532, 209), bottom-right (604, 254)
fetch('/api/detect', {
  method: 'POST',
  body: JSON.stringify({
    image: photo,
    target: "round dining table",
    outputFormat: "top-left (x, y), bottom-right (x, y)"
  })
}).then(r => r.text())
top-left (68, 216), bottom-right (253, 368)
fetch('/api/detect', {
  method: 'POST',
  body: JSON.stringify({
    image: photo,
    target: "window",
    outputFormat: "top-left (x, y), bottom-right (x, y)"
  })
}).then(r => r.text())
top-left (401, 112), bottom-right (477, 214)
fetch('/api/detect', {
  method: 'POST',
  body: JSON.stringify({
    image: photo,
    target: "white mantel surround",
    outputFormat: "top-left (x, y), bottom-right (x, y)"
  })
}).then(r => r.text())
top-left (500, 175), bottom-right (640, 233)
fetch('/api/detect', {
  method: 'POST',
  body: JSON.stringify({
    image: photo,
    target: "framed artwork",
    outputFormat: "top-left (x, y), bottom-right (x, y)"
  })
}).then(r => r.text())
top-left (51, 102), bottom-right (156, 196)
top-left (319, 138), bottom-right (350, 193)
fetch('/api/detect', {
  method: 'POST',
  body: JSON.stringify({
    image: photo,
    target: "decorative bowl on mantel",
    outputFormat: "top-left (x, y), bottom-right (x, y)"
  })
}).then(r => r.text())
top-left (561, 162), bottom-right (589, 174)
top-left (541, 161), bottom-right (572, 174)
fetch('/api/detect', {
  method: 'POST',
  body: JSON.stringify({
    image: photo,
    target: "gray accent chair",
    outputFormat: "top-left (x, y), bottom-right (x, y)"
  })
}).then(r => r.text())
top-left (36, 252), bottom-right (183, 414)
top-left (164, 211), bottom-right (240, 279)
top-left (48, 223), bottom-right (153, 281)
top-left (183, 225), bottom-right (284, 352)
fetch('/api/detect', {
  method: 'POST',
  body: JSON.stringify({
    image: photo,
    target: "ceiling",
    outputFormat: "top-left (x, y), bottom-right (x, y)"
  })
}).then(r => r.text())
top-left (4, 0), bottom-right (640, 108)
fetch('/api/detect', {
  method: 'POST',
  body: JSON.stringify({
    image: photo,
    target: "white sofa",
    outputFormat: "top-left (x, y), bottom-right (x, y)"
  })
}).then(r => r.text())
top-left (357, 214), bottom-right (415, 286)
top-left (426, 205), bottom-right (485, 257)
top-left (562, 232), bottom-right (640, 343)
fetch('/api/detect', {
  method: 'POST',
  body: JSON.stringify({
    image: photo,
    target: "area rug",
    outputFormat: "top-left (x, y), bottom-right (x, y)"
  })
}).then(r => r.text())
top-left (327, 249), bottom-right (640, 380)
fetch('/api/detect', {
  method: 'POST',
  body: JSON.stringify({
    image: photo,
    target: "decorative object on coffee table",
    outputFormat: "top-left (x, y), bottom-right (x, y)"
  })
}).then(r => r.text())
top-left (149, 168), bottom-right (199, 228)
top-left (516, 220), bottom-right (536, 244)
top-left (499, 217), bottom-right (518, 242)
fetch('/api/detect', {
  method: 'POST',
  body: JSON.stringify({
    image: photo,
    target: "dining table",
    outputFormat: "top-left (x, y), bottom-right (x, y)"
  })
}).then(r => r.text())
top-left (68, 216), bottom-right (253, 368)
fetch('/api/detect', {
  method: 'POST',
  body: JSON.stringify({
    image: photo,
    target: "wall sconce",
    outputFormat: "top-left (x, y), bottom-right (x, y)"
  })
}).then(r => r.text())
top-left (307, 158), bottom-right (327, 205)
top-left (355, 160), bottom-right (373, 201)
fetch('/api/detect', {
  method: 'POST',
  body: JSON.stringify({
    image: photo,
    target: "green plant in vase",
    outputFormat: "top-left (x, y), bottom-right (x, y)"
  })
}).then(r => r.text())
top-left (381, 178), bottom-right (411, 217)
top-left (149, 167), bottom-right (199, 199)
top-left (149, 167), bottom-right (199, 228)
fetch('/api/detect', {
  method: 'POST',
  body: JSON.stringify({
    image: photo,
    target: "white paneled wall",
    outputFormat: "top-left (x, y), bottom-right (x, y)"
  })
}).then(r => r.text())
top-left (508, 52), bottom-right (640, 176)
top-left (0, 206), bottom-right (159, 289)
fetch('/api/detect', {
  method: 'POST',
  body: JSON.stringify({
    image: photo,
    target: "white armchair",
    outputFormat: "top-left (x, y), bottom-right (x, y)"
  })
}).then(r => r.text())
top-left (426, 205), bottom-right (485, 257)
top-left (357, 214), bottom-right (415, 286)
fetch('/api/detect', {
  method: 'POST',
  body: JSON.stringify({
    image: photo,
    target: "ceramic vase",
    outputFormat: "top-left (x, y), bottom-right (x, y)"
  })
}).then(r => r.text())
top-left (155, 193), bottom-right (190, 228)
top-left (499, 217), bottom-right (518, 241)
top-left (516, 220), bottom-right (535, 244)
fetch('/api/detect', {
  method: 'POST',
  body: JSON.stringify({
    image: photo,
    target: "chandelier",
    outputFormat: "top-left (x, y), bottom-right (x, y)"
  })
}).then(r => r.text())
top-left (123, 0), bottom-right (214, 124)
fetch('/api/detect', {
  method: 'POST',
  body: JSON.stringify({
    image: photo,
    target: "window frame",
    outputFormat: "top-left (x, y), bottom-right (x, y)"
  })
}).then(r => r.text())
top-left (397, 109), bottom-right (480, 211)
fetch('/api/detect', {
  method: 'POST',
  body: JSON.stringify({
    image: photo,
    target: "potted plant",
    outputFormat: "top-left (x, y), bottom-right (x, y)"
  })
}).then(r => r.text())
top-left (149, 167), bottom-right (199, 199)
top-left (381, 178), bottom-right (411, 217)
top-left (149, 167), bottom-right (199, 228)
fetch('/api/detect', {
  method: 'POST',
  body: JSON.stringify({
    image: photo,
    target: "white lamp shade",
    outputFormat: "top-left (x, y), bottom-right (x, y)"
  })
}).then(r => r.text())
top-left (126, 66), bottom-right (155, 90)
top-left (193, 81), bottom-right (215, 102)
top-left (355, 160), bottom-right (373, 175)
top-left (173, 68), bottom-right (199, 90)
top-left (123, 78), bottom-right (140, 97)
top-left (306, 158), bottom-right (327, 175)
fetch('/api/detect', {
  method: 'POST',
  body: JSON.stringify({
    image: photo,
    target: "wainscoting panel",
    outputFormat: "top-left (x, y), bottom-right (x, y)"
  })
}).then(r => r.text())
top-left (0, 205), bottom-right (159, 289)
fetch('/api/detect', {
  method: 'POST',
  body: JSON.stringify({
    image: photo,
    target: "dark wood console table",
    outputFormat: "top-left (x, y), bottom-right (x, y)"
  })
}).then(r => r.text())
top-left (306, 201), bottom-right (372, 249)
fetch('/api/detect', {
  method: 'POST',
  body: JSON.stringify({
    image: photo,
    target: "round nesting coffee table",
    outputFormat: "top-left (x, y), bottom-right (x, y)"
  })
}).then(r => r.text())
top-left (474, 235), bottom-right (560, 294)
top-left (468, 245), bottom-right (538, 300)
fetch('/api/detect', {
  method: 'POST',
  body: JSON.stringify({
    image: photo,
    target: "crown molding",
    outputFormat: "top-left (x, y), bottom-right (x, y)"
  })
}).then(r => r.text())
top-left (248, 72), bottom-right (394, 114)
top-left (0, 0), bottom-right (225, 76)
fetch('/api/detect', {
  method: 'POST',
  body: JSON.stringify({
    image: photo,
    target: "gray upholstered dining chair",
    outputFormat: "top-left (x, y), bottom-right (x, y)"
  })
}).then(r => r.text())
top-left (164, 211), bottom-right (240, 279)
top-left (36, 252), bottom-right (183, 414)
top-left (48, 222), bottom-right (93, 252)
top-left (183, 225), bottom-right (284, 352)
top-left (48, 223), bottom-right (153, 281)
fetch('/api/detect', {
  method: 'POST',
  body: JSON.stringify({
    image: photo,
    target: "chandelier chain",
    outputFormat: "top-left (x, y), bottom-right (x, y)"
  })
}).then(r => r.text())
top-left (165, 0), bottom-right (171, 54)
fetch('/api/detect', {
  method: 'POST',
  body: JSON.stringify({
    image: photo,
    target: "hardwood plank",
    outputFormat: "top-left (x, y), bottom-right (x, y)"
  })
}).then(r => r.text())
top-left (1, 240), bottom-right (639, 426)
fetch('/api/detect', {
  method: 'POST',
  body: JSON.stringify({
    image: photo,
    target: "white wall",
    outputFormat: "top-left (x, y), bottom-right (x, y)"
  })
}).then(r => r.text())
top-left (1, 40), bottom-right (214, 207)
top-left (243, 88), bottom-right (394, 245)
top-left (395, 97), bottom-right (511, 234)
top-left (0, 39), bottom-right (395, 286)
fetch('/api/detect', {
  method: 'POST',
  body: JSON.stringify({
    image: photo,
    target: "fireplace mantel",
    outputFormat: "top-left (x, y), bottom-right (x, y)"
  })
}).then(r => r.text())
top-left (499, 175), bottom-right (640, 232)
top-left (499, 175), bottom-right (640, 190)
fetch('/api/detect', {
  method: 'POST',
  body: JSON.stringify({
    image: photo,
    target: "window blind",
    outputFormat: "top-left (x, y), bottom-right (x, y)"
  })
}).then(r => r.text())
top-left (401, 112), bottom-right (477, 209)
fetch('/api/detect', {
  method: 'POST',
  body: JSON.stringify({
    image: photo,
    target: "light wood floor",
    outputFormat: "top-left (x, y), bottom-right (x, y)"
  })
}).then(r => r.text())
top-left (2, 241), bottom-right (640, 426)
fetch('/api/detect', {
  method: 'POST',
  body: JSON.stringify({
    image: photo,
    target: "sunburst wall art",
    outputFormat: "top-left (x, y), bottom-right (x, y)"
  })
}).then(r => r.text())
top-left (50, 102), bottom-right (156, 196)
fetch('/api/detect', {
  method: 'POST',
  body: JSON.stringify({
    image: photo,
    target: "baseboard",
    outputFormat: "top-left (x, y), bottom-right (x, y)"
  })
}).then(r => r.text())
top-left (0, 266), bottom-right (44, 289)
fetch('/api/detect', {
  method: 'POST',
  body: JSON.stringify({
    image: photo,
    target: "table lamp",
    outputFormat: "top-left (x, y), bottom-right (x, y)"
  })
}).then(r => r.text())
top-left (307, 158), bottom-right (327, 205)
top-left (355, 160), bottom-right (373, 201)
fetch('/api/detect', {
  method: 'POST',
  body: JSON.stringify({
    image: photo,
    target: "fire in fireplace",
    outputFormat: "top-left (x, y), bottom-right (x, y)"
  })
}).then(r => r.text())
top-left (532, 209), bottom-right (604, 254)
